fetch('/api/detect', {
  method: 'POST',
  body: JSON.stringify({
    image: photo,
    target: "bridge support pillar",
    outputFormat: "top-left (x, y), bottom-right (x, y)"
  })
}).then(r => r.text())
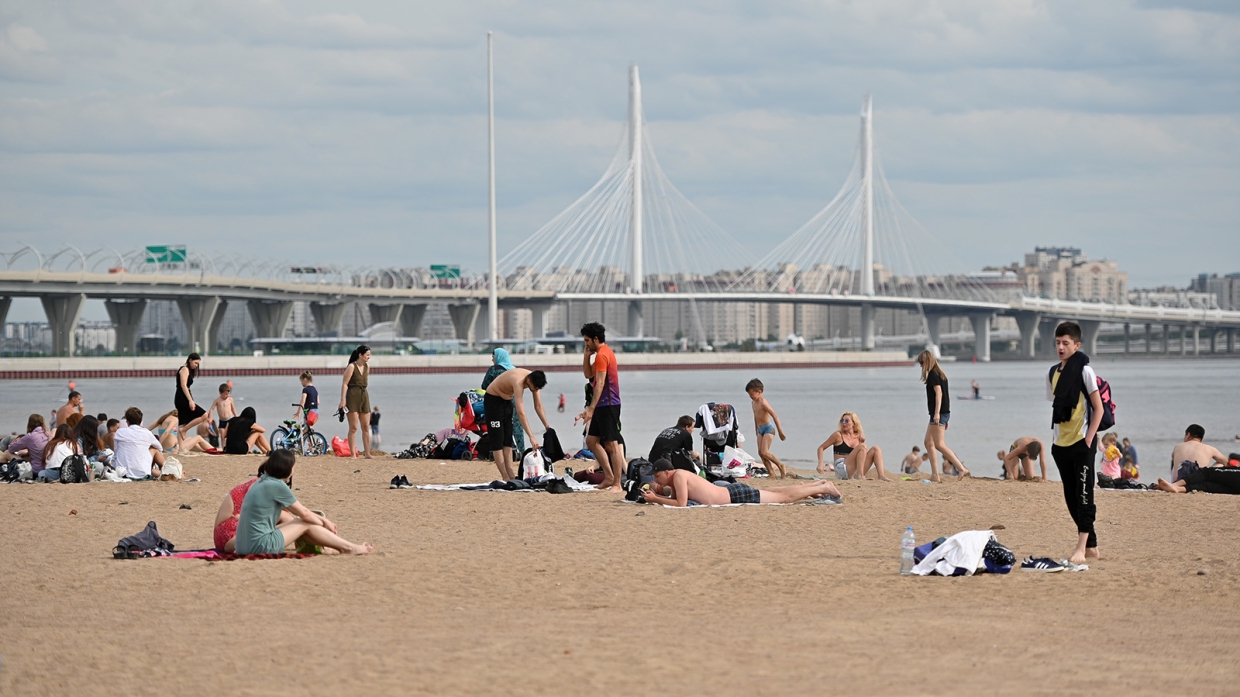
top-left (449, 303), bottom-right (481, 348)
top-left (1014, 312), bottom-right (1040, 359)
top-left (367, 303), bottom-right (402, 326)
top-left (1209, 327), bottom-right (1217, 354)
top-left (1228, 328), bottom-right (1236, 354)
top-left (924, 314), bottom-right (943, 352)
top-left (1191, 325), bottom-right (1200, 355)
top-left (1144, 324), bottom-right (1151, 354)
top-left (1123, 323), bottom-right (1130, 354)
top-left (1162, 324), bottom-right (1169, 353)
top-left (0, 297), bottom-right (10, 330)
top-left (1079, 320), bottom-right (1101, 356)
top-left (1038, 319), bottom-right (1057, 359)
top-left (309, 302), bottom-right (347, 336)
top-left (178, 296), bottom-right (223, 355)
top-left (399, 304), bottom-right (427, 339)
top-left (245, 300), bottom-right (293, 341)
top-left (530, 303), bottom-right (554, 339)
top-left (41, 294), bottom-right (86, 356)
top-left (968, 313), bottom-right (993, 362)
top-left (1180, 325), bottom-right (1187, 356)
top-left (627, 300), bottom-right (644, 339)
top-left (104, 299), bottom-right (147, 355)
top-left (860, 303), bottom-right (875, 351)
top-left (208, 300), bottom-right (228, 353)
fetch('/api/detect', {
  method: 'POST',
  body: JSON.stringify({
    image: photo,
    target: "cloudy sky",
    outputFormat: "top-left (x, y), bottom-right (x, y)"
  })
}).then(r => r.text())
top-left (2, 0), bottom-right (1238, 320)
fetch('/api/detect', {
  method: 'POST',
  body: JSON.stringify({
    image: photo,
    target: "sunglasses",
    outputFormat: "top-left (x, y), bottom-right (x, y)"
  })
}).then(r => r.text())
top-left (839, 418), bottom-right (851, 424)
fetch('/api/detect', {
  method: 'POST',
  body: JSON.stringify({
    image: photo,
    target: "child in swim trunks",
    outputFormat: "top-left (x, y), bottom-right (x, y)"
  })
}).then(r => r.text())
top-left (746, 378), bottom-right (788, 478)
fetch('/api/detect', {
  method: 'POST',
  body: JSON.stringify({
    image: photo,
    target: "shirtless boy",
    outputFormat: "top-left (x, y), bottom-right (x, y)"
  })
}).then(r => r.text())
top-left (746, 378), bottom-right (788, 478)
top-left (56, 391), bottom-right (85, 426)
top-left (900, 446), bottom-right (923, 475)
top-left (485, 368), bottom-right (550, 480)
top-left (642, 459), bottom-right (841, 507)
top-left (206, 383), bottom-right (238, 443)
top-left (997, 437), bottom-right (1046, 481)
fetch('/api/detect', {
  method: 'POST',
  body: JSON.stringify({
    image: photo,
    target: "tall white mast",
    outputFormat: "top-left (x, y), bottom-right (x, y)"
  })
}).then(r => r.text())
top-left (860, 94), bottom-right (874, 297)
top-left (628, 65), bottom-right (643, 296)
top-left (487, 32), bottom-right (498, 341)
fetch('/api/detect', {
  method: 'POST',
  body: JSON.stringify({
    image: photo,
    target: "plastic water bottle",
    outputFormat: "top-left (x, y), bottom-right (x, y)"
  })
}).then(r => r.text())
top-left (900, 526), bottom-right (916, 575)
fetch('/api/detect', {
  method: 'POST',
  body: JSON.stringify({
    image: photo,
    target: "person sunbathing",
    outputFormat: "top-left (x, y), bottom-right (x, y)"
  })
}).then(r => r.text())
top-left (234, 450), bottom-right (372, 555)
top-left (815, 411), bottom-right (891, 481)
top-left (642, 459), bottom-right (841, 507)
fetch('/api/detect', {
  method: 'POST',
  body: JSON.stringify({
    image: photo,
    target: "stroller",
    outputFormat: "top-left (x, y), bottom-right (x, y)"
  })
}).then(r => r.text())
top-left (694, 402), bottom-right (739, 466)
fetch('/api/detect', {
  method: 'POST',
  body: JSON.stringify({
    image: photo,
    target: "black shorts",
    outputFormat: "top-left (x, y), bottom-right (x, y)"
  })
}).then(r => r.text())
top-left (587, 404), bottom-right (622, 444)
top-left (726, 482), bottom-right (761, 504)
top-left (484, 394), bottom-right (514, 451)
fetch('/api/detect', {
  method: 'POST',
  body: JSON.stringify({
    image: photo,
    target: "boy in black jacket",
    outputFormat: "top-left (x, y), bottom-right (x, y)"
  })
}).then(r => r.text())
top-left (1046, 322), bottom-right (1104, 565)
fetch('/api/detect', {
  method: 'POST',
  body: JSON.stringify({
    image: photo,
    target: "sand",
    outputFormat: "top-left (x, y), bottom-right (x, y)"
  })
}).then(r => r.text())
top-left (2, 453), bottom-right (1238, 696)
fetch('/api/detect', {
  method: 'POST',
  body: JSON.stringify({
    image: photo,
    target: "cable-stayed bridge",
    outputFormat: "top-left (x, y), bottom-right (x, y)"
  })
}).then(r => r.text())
top-left (3, 68), bottom-right (1239, 358)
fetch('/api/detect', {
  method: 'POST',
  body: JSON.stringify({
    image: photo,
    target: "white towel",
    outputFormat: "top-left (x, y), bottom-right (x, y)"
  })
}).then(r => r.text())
top-left (911, 530), bottom-right (994, 577)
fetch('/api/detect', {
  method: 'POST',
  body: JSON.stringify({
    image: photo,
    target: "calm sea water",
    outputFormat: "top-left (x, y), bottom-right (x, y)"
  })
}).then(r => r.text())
top-left (3, 358), bottom-right (1237, 481)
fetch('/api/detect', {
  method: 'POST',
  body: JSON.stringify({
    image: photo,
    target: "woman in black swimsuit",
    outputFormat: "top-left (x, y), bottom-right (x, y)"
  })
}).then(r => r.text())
top-left (815, 411), bottom-right (891, 481)
top-left (174, 353), bottom-right (211, 447)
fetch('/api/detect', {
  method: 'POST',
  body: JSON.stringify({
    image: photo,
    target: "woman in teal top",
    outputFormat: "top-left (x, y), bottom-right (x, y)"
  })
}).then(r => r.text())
top-left (235, 450), bottom-right (373, 556)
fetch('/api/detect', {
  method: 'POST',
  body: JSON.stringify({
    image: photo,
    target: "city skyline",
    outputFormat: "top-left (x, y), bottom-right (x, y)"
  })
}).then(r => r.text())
top-left (2, 0), bottom-right (1239, 323)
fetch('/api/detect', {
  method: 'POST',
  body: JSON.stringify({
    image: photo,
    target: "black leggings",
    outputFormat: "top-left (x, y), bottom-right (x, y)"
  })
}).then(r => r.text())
top-left (1185, 468), bottom-right (1240, 495)
top-left (1052, 438), bottom-right (1097, 548)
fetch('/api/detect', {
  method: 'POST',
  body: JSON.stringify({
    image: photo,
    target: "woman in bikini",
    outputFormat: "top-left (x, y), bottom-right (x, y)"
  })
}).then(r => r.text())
top-left (815, 411), bottom-right (892, 481)
top-left (338, 345), bottom-right (373, 459)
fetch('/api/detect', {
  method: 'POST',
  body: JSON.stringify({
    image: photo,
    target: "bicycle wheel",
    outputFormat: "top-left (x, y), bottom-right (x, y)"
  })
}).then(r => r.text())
top-left (271, 427), bottom-right (290, 451)
top-left (305, 433), bottom-right (328, 457)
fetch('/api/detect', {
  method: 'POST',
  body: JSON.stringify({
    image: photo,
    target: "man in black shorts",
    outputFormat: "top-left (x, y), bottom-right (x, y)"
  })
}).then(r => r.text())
top-left (484, 368), bottom-right (550, 480)
top-left (578, 322), bottom-right (625, 492)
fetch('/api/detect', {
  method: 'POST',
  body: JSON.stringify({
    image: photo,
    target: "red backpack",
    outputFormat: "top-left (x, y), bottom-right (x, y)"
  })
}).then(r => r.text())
top-left (1094, 375), bottom-right (1116, 432)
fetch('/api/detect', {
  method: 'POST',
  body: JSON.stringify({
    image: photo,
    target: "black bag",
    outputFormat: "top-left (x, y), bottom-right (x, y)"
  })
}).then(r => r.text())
top-left (542, 428), bottom-right (566, 464)
top-left (670, 449), bottom-right (703, 476)
top-left (623, 458), bottom-right (654, 502)
top-left (60, 454), bottom-right (90, 484)
top-left (982, 539), bottom-right (1016, 566)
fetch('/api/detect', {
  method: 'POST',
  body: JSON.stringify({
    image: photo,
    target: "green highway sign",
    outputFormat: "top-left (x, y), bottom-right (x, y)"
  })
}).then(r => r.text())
top-left (145, 245), bottom-right (187, 264)
top-left (430, 265), bottom-right (461, 279)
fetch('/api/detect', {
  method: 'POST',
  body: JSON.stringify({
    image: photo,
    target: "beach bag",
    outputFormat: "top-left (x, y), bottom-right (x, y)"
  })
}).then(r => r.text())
top-left (716, 446), bottom-right (747, 478)
top-left (60, 454), bottom-right (90, 483)
top-left (542, 428), bottom-right (566, 464)
top-left (1094, 376), bottom-right (1116, 431)
top-left (518, 449), bottom-right (552, 479)
top-left (331, 436), bottom-right (352, 457)
top-left (623, 458), bottom-right (655, 502)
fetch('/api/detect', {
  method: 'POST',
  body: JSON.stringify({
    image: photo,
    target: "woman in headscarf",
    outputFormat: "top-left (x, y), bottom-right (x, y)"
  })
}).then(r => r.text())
top-left (223, 406), bottom-right (271, 455)
top-left (482, 348), bottom-right (525, 453)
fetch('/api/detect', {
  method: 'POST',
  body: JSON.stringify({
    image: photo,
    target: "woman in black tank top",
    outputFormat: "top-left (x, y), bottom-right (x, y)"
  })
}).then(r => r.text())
top-left (174, 353), bottom-right (210, 445)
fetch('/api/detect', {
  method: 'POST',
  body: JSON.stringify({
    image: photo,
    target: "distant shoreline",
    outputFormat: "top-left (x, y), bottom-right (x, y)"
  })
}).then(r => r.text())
top-left (0, 351), bottom-right (912, 380)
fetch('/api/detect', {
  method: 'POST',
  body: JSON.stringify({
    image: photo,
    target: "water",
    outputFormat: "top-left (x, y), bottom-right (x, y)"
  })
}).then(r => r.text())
top-left (3, 358), bottom-right (1237, 481)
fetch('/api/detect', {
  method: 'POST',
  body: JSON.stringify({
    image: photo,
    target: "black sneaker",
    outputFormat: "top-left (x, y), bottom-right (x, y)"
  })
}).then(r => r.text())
top-left (398, 475), bottom-right (413, 489)
top-left (389, 475), bottom-right (401, 489)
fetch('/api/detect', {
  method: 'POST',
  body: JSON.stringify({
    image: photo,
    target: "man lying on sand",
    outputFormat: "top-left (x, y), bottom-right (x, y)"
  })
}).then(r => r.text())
top-left (1166, 424), bottom-right (1226, 480)
top-left (640, 459), bottom-right (841, 507)
top-left (1156, 424), bottom-right (1231, 494)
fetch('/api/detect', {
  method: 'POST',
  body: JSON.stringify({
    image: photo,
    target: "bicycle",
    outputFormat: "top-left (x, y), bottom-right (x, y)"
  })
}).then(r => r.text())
top-left (271, 404), bottom-right (328, 457)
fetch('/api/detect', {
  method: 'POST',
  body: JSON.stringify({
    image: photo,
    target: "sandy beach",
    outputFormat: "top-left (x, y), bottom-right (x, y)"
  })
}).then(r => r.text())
top-left (2, 452), bottom-right (1238, 696)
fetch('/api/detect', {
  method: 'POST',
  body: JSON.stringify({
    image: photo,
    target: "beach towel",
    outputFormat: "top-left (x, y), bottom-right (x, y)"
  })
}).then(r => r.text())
top-left (620, 498), bottom-right (841, 508)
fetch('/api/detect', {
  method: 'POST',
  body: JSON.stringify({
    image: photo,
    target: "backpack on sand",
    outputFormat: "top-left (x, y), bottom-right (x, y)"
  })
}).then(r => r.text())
top-left (60, 454), bottom-right (91, 483)
top-left (623, 458), bottom-right (655, 502)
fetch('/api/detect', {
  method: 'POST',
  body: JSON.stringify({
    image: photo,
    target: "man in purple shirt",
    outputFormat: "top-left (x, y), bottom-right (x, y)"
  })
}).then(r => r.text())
top-left (1, 414), bottom-right (51, 472)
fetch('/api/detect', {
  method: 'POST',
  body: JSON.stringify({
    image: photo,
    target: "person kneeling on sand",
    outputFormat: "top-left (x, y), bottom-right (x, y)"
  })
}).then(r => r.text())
top-left (642, 459), bottom-right (842, 507)
top-left (235, 450), bottom-right (372, 556)
top-left (815, 411), bottom-right (891, 481)
top-left (997, 437), bottom-right (1046, 481)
